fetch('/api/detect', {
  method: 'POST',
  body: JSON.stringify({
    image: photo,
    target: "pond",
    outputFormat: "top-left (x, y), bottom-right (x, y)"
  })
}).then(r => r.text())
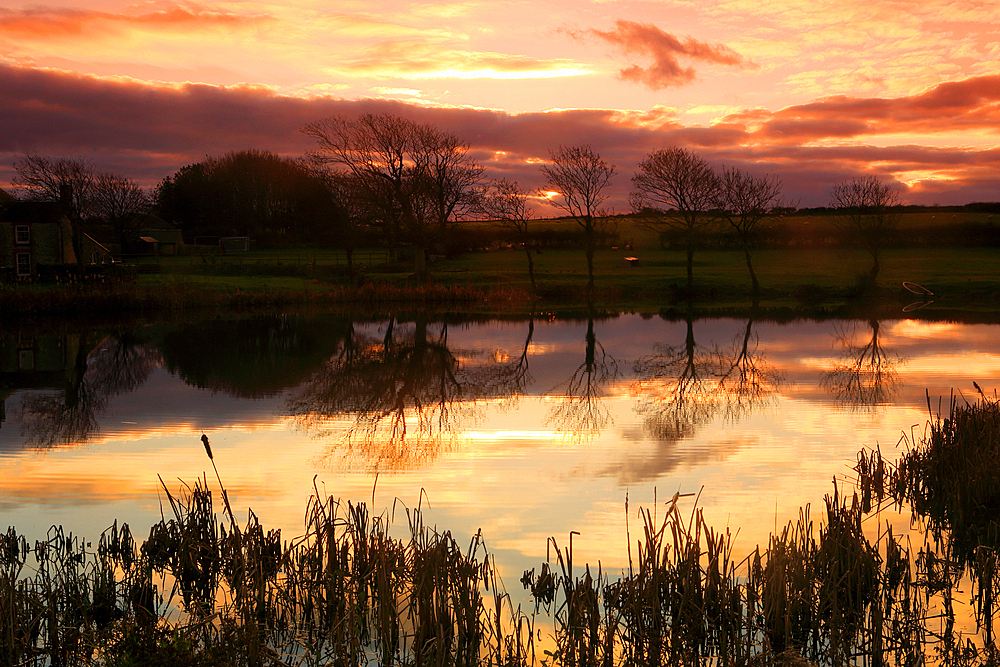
top-left (2, 310), bottom-right (999, 588)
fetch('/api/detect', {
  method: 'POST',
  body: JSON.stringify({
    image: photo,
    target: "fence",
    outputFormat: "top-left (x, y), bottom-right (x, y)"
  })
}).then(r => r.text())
top-left (198, 251), bottom-right (396, 267)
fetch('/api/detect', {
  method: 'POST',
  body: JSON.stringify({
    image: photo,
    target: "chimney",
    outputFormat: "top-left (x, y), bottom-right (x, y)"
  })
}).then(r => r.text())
top-left (60, 183), bottom-right (73, 208)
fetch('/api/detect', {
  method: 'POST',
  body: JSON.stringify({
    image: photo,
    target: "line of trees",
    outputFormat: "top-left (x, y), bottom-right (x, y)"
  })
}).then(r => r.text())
top-left (9, 117), bottom-right (908, 289)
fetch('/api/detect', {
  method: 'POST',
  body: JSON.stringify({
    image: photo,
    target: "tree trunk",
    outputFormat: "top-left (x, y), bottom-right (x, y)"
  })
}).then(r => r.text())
top-left (686, 245), bottom-right (694, 292)
top-left (414, 246), bottom-right (429, 282)
top-left (524, 247), bottom-right (537, 294)
top-left (585, 223), bottom-right (595, 292)
top-left (743, 244), bottom-right (759, 294)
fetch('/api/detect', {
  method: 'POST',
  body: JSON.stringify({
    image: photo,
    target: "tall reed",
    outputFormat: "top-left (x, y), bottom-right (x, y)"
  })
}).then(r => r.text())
top-left (4, 395), bottom-right (1000, 665)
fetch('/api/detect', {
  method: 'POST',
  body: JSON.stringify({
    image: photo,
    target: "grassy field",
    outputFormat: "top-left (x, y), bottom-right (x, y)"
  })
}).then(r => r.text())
top-left (6, 210), bottom-right (997, 316)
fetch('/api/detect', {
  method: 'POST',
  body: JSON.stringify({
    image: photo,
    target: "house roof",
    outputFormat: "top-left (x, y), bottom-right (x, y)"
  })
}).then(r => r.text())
top-left (138, 228), bottom-right (182, 244)
top-left (0, 187), bottom-right (16, 203)
top-left (134, 212), bottom-right (174, 229)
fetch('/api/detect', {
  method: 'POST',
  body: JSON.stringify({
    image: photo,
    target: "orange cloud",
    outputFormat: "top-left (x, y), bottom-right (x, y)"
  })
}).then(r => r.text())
top-left (574, 20), bottom-right (752, 89)
top-left (0, 4), bottom-right (273, 40)
top-left (737, 76), bottom-right (1000, 143)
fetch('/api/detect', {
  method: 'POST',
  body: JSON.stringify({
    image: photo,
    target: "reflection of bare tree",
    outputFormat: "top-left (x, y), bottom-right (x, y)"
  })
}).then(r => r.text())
top-left (715, 314), bottom-right (784, 421)
top-left (633, 313), bottom-right (722, 442)
top-left (633, 309), bottom-right (783, 444)
top-left (468, 315), bottom-right (534, 408)
top-left (287, 317), bottom-right (537, 470)
top-left (546, 316), bottom-right (620, 438)
top-left (821, 319), bottom-right (902, 410)
top-left (17, 331), bottom-right (162, 448)
top-left (622, 311), bottom-right (782, 482)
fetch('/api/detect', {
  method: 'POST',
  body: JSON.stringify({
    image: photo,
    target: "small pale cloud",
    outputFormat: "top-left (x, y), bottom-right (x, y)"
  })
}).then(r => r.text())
top-left (297, 82), bottom-right (352, 96)
top-left (411, 68), bottom-right (590, 80)
top-left (372, 87), bottom-right (424, 96)
top-left (570, 20), bottom-right (753, 89)
top-left (319, 13), bottom-right (457, 41)
top-left (332, 41), bottom-right (592, 80)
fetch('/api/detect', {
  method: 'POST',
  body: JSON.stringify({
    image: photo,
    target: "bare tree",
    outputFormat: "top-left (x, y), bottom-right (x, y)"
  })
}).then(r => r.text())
top-left (92, 172), bottom-right (149, 249)
top-left (830, 175), bottom-right (901, 283)
top-left (540, 145), bottom-right (616, 293)
top-left (304, 115), bottom-right (419, 269)
top-left (303, 114), bottom-right (482, 279)
top-left (13, 153), bottom-right (95, 269)
top-left (714, 167), bottom-right (783, 295)
top-left (478, 178), bottom-right (539, 293)
top-left (631, 147), bottom-right (719, 291)
top-left (415, 124), bottom-right (485, 234)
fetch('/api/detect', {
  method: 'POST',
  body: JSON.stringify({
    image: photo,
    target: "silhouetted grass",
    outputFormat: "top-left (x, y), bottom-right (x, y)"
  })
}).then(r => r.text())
top-left (5, 396), bottom-right (1000, 665)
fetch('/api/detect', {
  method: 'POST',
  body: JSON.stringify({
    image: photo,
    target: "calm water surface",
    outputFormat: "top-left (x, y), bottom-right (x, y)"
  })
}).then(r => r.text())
top-left (2, 312), bottom-right (998, 583)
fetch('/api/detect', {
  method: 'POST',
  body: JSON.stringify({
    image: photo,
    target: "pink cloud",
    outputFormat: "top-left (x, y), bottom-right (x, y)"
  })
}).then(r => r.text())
top-left (0, 64), bottom-right (996, 208)
top-left (576, 20), bottom-right (751, 89)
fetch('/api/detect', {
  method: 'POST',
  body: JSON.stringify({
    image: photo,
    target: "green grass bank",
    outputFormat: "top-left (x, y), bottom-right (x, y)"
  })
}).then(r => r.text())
top-left (3, 209), bottom-right (999, 318)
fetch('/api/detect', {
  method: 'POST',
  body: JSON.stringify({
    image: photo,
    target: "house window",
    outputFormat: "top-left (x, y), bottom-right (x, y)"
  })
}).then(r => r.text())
top-left (15, 225), bottom-right (30, 244)
top-left (18, 349), bottom-right (35, 371)
top-left (16, 252), bottom-right (31, 276)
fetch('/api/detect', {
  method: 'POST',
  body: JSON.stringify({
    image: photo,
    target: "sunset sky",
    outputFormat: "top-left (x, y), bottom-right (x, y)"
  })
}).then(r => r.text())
top-left (1, 0), bottom-right (998, 207)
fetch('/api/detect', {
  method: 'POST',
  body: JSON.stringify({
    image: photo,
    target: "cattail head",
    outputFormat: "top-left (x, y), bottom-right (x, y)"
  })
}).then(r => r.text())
top-left (201, 433), bottom-right (213, 460)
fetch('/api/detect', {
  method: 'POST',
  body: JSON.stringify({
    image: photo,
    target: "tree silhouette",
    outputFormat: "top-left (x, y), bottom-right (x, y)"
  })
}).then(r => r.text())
top-left (154, 149), bottom-right (335, 242)
top-left (91, 171), bottom-right (149, 249)
top-left (714, 167), bottom-right (783, 296)
top-left (478, 178), bottom-right (539, 294)
top-left (631, 147), bottom-right (719, 292)
top-left (540, 146), bottom-right (616, 293)
top-left (830, 176), bottom-right (900, 284)
top-left (303, 114), bottom-right (483, 279)
top-left (821, 319), bottom-right (902, 410)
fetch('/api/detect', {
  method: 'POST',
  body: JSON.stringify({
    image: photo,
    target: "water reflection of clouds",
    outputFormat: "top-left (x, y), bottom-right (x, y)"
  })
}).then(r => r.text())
top-left (4, 314), bottom-right (1000, 580)
top-left (596, 433), bottom-right (749, 486)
